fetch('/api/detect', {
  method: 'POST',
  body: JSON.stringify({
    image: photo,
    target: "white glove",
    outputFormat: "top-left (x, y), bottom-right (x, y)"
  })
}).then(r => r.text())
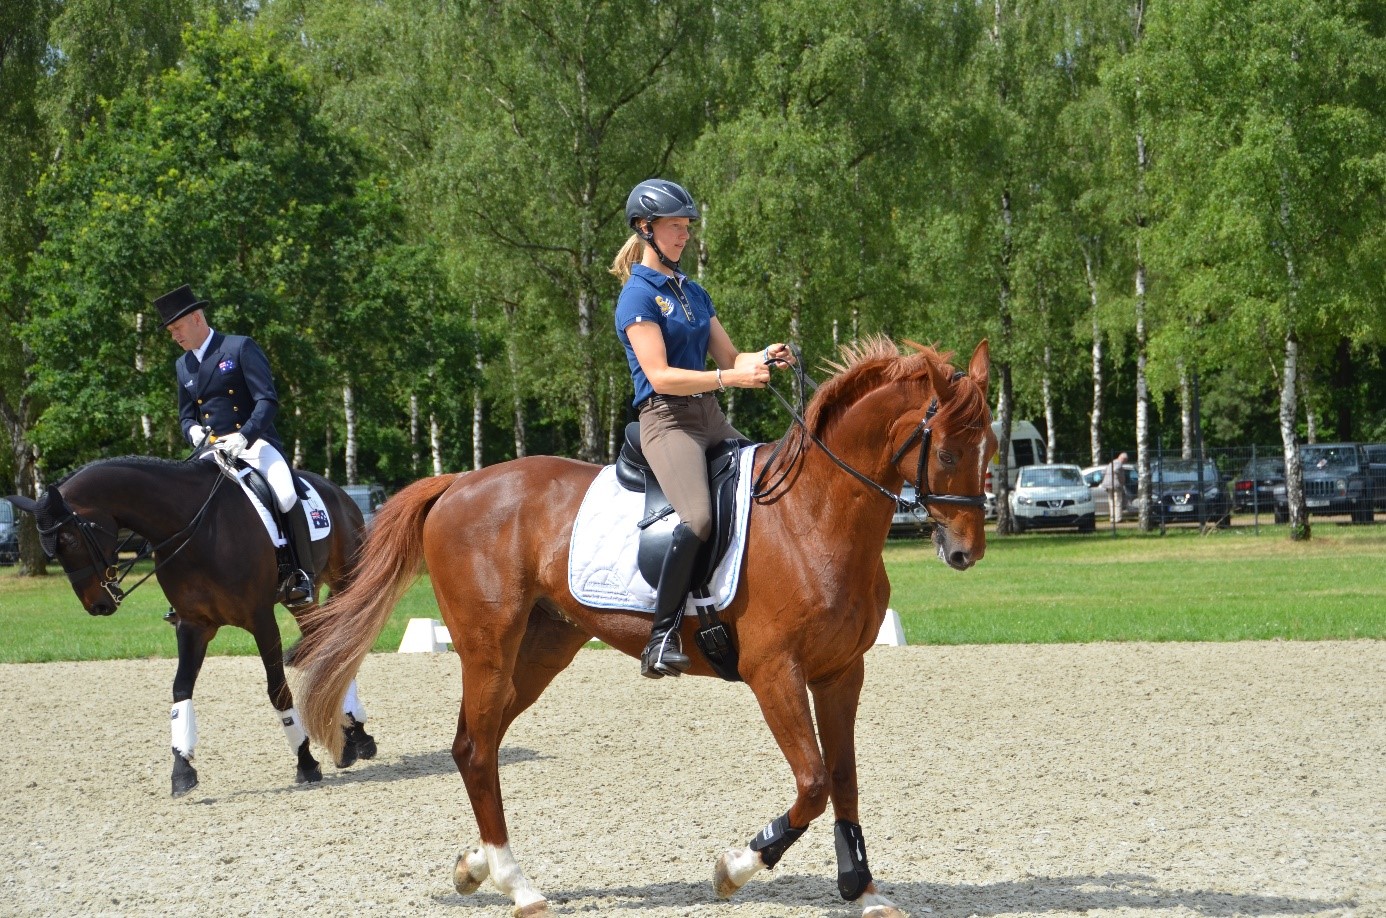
top-left (189, 425), bottom-right (213, 448)
top-left (215, 432), bottom-right (248, 460)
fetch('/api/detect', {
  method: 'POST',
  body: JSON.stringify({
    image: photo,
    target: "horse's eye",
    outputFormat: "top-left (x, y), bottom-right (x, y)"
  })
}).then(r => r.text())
top-left (938, 450), bottom-right (956, 467)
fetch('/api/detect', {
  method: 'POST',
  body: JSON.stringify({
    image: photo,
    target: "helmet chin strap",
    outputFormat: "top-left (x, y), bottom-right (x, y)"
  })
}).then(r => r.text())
top-left (637, 222), bottom-right (682, 273)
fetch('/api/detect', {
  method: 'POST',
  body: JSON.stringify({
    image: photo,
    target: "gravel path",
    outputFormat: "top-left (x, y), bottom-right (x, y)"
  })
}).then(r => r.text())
top-left (2, 641), bottom-right (1382, 918)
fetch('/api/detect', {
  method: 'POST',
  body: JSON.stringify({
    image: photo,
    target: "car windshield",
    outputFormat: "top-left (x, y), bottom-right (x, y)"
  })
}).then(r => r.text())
top-left (1018, 467), bottom-right (1082, 488)
top-left (1240, 458), bottom-right (1285, 478)
top-left (1301, 446), bottom-right (1359, 471)
top-left (1153, 460), bottom-right (1217, 483)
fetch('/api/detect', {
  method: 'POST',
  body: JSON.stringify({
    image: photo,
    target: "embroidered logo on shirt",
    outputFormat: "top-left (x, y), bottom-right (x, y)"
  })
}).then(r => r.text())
top-left (654, 295), bottom-right (674, 317)
top-left (218, 358), bottom-right (236, 373)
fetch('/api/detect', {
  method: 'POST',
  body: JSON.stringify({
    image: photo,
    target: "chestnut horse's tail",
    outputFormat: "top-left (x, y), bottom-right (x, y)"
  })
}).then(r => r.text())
top-left (295, 472), bottom-right (457, 759)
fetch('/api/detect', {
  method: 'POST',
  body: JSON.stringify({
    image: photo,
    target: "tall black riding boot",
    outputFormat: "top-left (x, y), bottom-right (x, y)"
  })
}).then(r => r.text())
top-left (281, 502), bottom-right (316, 610)
top-left (641, 522), bottom-right (702, 679)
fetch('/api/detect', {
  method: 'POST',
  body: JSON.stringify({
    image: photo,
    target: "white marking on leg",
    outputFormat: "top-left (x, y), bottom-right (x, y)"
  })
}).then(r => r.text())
top-left (454, 846), bottom-right (490, 894)
top-left (860, 890), bottom-right (909, 916)
top-left (716, 845), bottom-right (765, 896)
top-left (170, 699), bottom-right (196, 760)
top-left (342, 679), bottom-right (366, 723)
top-left (483, 842), bottom-right (546, 911)
top-left (275, 705), bottom-right (308, 753)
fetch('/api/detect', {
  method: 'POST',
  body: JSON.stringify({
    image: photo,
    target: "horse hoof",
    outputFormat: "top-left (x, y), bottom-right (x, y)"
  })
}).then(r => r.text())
top-left (453, 849), bottom-right (489, 895)
top-left (171, 750), bottom-right (198, 798)
top-left (513, 901), bottom-right (550, 918)
top-left (352, 725), bottom-right (378, 760)
top-left (863, 907), bottom-right (908, 918)
top-left (713, 851), bottom-right (741, 899)
top-left (296, 764), bottom-right (323, 784)
top-left (335, 728), bottom-right (359, 769)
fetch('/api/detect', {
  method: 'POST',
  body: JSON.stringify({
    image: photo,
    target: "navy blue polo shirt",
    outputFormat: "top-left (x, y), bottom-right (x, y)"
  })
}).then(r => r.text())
top-left (615, 263), bottom-right (717, 407)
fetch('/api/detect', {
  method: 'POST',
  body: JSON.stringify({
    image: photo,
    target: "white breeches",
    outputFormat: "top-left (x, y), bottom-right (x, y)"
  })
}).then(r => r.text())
top-left (203, 439), bottom-right (296, 511)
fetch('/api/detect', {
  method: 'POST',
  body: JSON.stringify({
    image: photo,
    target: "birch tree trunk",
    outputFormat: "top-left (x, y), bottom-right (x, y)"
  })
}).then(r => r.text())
top-left (1179, 367), bottom-right (1192, 458)
top-left (343, 383), bottom-right (357, 486)
top-left (1135, 238), bottom-right (1152, 531)
top-left (472, 300), bottom-right (484, 472)
top-left (1280, 332), bottom-right (1308, 539)
top-left (323, 423), bottom-right (333, 481)
top-left (502, 302), bottom-right (527, 460)
top-left (431, 413), bottom-right (444, 477)
top-left (1085, 247), bottom-right (1103, 466)
top-left (1042, 342), bottom-right (1056, 463)
top-left (410, 393), bottom-right (420, 477)
top-left (135, 313), bottom-right (152, 442)
top-left (1278, 173), bottom-right (1310, 540)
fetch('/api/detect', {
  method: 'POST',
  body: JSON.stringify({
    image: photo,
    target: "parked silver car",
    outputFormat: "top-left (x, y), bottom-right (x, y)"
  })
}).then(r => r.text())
top-left (1010, 464), bottom-right (1096, 533)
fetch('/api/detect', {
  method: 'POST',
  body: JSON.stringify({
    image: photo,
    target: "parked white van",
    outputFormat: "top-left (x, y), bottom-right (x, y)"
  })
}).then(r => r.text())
top-left (986, 420), bottom-right (1047, 497)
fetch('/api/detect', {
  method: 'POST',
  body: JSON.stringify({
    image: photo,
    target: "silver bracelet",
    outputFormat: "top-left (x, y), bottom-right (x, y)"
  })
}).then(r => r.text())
top-left (716, 367), bottom-right (725, 390)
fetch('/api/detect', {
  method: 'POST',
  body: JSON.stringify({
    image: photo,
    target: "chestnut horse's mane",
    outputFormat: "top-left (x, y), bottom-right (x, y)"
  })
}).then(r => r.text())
top-left (806, 335), bottom-right (988, 438)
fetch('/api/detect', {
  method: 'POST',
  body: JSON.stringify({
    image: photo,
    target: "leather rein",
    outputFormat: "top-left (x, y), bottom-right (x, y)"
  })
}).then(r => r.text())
top-left (752, 347), bottom-right (987, 513)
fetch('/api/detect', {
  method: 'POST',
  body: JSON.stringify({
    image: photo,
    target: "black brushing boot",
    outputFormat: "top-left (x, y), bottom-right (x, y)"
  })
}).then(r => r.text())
top-left (640, 522), bottom-right (701, 678)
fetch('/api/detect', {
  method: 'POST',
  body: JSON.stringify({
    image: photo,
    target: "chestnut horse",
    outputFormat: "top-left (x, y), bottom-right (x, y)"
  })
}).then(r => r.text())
top-left (295, 338), bottom-right (995, 918)
top-left (7, 456), bottom-right (375, 796)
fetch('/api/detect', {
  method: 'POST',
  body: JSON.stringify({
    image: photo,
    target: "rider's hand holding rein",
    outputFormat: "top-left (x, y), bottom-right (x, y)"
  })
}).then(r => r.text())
top-left (215, 432), bottom-right (248, 461)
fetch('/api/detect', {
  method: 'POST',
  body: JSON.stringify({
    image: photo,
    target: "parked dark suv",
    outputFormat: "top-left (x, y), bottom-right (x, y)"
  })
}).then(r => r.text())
top-left (1273, 442), bottom-right (1374, 524)
top-left (1232, 455), bottom-right (1286, 514)
top-left (1150, 458), bottom-right (1233, 527)
top-left (1364, 444), bottom-right (1386, 511)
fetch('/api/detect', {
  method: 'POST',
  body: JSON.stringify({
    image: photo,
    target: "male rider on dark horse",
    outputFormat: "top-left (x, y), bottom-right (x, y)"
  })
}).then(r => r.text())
top-left (155, 284), bottom-right (315, 609)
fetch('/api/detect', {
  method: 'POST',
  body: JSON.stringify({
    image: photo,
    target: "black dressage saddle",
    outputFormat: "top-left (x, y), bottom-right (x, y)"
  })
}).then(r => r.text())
top-left (614, 420), bottom-right (749, 592)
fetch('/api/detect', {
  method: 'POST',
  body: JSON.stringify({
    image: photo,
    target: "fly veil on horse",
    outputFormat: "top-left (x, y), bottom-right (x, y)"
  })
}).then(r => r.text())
top-left (6, 455), bottom-right (377, 796)
top-left (294, 338), bottom-right (995, 918)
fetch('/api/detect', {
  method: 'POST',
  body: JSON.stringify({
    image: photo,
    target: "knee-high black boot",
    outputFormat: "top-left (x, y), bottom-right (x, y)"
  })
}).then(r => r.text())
top-left (641, 522), bottom-right (701, 679)
top-left (281, 502), bottom-right (316, 610)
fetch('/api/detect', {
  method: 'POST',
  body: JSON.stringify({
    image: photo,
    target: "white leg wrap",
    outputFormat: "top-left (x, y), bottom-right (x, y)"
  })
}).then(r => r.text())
top-left (484, 843), bottom-right (545, 911)
top-left (276, 706), bottom-right (308, 752)
top-left (342, 679), bottom-right (367, 723)
top-left (170, 699), bottom-right (197, 760)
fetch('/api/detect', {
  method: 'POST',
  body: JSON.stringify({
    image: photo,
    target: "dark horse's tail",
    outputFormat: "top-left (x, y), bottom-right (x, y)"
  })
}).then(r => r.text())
top-left (295, 473), bottom-right (457, 760)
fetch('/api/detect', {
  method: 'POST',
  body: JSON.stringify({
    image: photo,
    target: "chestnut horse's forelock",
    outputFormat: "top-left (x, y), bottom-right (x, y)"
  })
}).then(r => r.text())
top-left (806, 336), bottom-right (987, 440)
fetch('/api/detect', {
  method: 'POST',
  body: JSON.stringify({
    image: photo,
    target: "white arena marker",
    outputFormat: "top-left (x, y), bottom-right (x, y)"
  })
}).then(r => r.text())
top-left (874, 608), bottom-right (907, 646)
top-left (398, 617), bottom-right (452, 653)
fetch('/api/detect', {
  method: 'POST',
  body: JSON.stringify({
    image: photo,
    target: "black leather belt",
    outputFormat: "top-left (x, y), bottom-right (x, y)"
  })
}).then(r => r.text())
top-left (638, 393), bottom-right (706, 411)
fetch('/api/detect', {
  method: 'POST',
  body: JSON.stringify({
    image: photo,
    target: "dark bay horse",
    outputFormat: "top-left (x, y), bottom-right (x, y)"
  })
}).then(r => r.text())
top-left (295, 338), bottom-right (996, 918)
top-left (7, 455), bottom-right (375, 796)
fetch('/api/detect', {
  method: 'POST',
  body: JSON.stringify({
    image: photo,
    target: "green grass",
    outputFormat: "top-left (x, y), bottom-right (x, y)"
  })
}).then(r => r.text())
top-left (0, 564), bottom-right (441, 663)
top-left (884, 523), bottom-right (1386, 643)
top-left (2, 523), bottom-right (1383, 662)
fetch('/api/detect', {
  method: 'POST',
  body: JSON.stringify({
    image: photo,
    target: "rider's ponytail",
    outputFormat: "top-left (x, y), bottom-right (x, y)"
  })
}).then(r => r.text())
top-left (608, 233), bottom-right (645, 284)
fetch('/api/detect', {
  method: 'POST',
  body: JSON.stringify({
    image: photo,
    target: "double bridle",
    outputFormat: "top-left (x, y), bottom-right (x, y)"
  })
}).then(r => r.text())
top-left (37, 472), bottom-right (226, 610)
top-left (752, 347), bottom-right (987, 513)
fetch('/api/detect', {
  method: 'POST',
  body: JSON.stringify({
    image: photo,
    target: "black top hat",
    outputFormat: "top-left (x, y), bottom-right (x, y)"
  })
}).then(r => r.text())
top-left (154, 284), bottom-right (208, 327)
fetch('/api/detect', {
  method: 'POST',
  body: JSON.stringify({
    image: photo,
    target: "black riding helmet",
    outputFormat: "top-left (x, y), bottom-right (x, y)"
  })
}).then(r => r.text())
top-left (626, 179), bottom-right (700, 229)
top-left (625, 179), bottom-right (699, 271)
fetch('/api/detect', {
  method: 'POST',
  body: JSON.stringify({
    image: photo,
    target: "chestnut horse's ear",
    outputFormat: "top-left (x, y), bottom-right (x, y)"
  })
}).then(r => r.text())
top-left (6, 494), bottom-right (38, 515)
top-left (923, 352), bottom-right (955, 404)
top-left (968, 339), bottom-right (991, 399)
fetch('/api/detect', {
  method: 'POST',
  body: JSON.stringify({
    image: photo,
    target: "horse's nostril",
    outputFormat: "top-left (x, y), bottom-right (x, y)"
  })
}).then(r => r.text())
top-left (948, 550), bottom-right (973, 569)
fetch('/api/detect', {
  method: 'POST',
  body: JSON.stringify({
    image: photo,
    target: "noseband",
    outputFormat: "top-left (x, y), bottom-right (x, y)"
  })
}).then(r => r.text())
top-left (37, 511), bottom-right (130, 607)
top-left (753, 349), bottom-right (987, 512)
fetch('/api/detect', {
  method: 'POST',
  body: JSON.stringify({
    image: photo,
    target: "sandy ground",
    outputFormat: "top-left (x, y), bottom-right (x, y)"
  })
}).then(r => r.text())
top-left (1, 641), bottom-right (1382, 918)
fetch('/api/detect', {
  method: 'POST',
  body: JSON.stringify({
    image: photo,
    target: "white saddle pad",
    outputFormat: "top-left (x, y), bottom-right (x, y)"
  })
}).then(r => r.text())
top-left (235, 468), bottom-right (333, 547)
top-left (568, 444), bottom-right (758, 614)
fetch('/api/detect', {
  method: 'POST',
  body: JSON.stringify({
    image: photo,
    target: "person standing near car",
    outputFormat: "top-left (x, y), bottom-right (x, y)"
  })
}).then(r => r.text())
top-left (610, 178), bottom-right (794, 679)
top-left (1103, 451), bottom-right (1129, 524)
top-left (155, 283), bottom-right (316, 609)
